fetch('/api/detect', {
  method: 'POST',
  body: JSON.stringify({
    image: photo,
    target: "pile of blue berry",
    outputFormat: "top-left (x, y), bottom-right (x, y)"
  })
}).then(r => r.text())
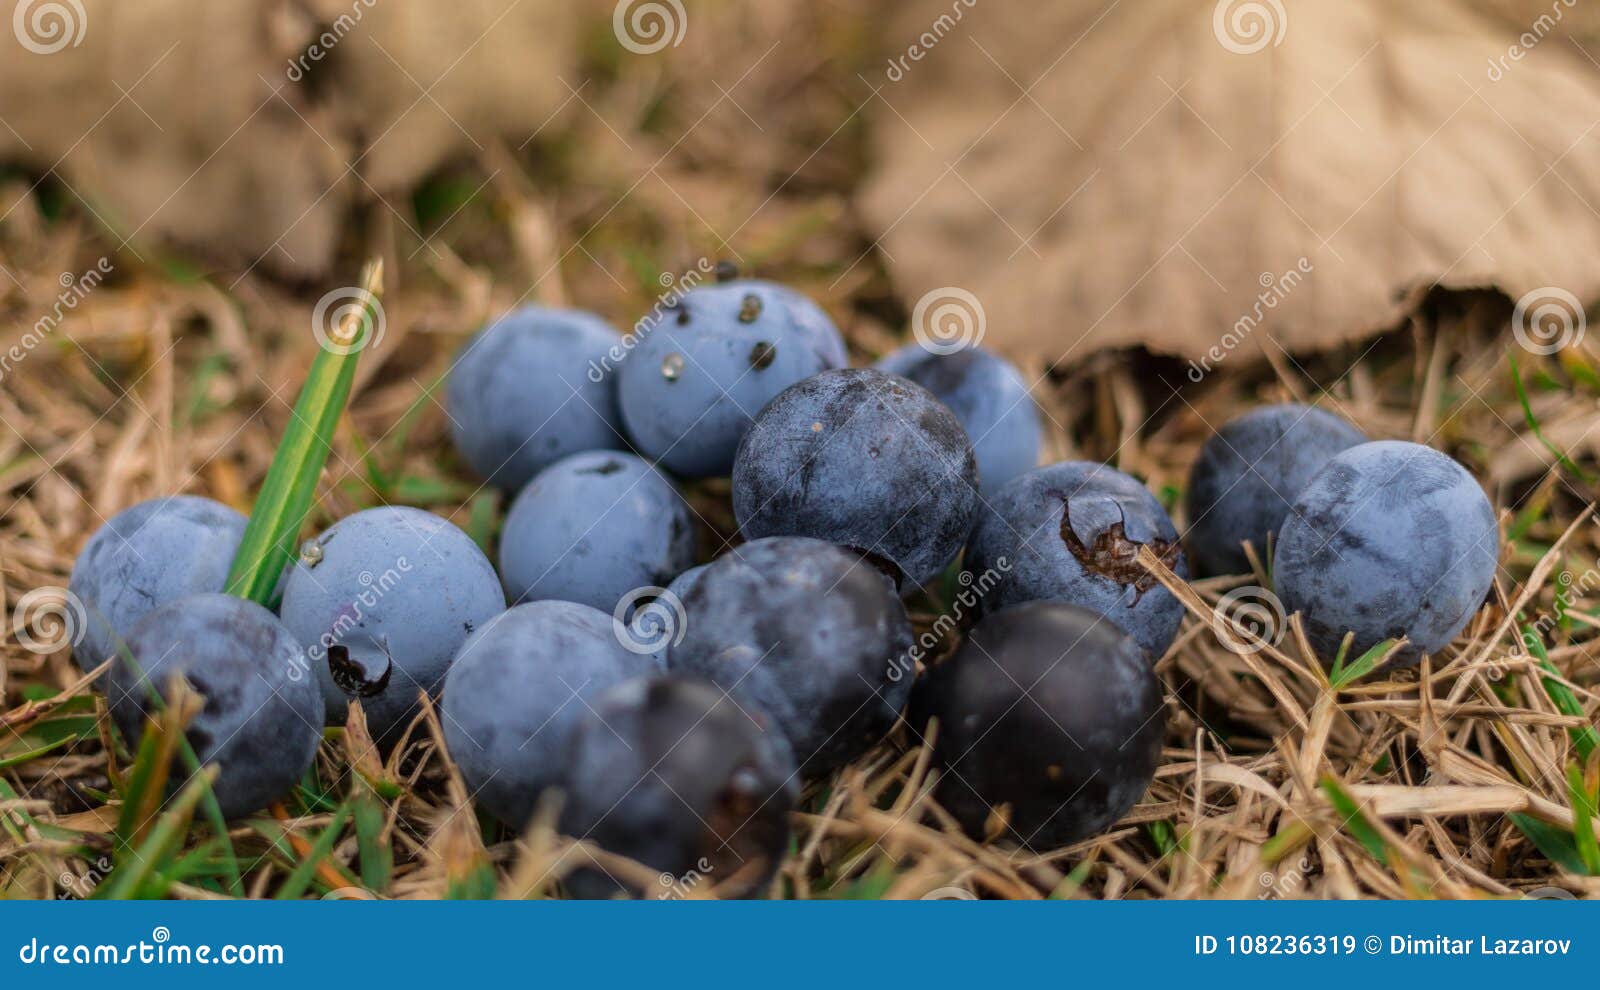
top-left (68, 267), bottom-right (1502, 895)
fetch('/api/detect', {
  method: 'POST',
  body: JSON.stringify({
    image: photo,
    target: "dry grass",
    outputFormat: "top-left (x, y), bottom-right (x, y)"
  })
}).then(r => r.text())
top-left (2, 5), bottom-right (1599, 899)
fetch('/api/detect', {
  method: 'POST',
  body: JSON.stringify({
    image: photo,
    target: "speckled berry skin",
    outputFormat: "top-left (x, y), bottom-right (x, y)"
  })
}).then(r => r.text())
top-left (875, 344), bottom-right (1041, 493)
top-left (617, 281), bottom-right (845, 478)
top-left (442, 601), bottom-right (661, 828)
top-left (1185, 404), bottom-right (1366, 576)
top-left (68, 495), bottom-right (247, 672)
top-left (667, 537), bottom-right (913, 775)
top-left (731, 368), bottom-right (979, 589)
top-left (964, 461), bottom-right (1188, 659)
top-left (756, 280), bottom-right (849, 368)
top-left (1273, 440), bottom-right (1499, 666)
top-left (499, 451), bottom-right (696, 612)
top-left (561, 675), bottom-right (797, 899)
top-left (910, 601), bottom-right (1163, 850)
top-left (447, 306), bottom-right (627, 492)
top-left (280, 506), bottom-right (505, 743)
top-left (107, 593), bottom-right (324, 819)
top-left (662, 563), bottom-right (709, 604)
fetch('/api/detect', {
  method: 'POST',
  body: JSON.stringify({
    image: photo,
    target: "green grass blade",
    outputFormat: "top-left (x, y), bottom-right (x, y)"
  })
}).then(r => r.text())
top-left (1329, 639), bottom-right (1397, 689)
top-left (1508, 813), bottom-right (1591, 875)
top-left (225, 261), bottom-right (383, 604)
top-left (1566, 764), bottom-right (1600, 874)
top-left (1319, 777), bottom-right (1389, 862)
top-left (1509, 351), bottom-right (1593, 482)
top-left (1522, 625), bottom-right (1599, 762)
top-left (273, 802), bottom-right (353, 899)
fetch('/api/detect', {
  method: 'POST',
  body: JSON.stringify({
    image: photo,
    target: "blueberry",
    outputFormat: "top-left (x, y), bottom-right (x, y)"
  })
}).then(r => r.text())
top-left (732, 368), bottom-right (979, 589)
top-left (964, 461), bottom-right (1188, 659)
top-left (560, 675), bottom-right (797, 899)
top-left (1185, 404), bottom-right (1366, 576)
top-left (752, 280), bottom-right (849, 369)
top-left (447, 306), bottom-right (627, 491)
top-left (442, 600), bottom-right (660, 828)
top-left (875, 344), bottom-right (1041, 492)
top-left (1273, 440), bottom-right (1499, 666)
top-left (667, 536), bottom-right (913, 775)
top-left (499, 451), bottom-right (696, 611)
top-left (662, 563), bottom-right (709, 604)
top-left (106, 593), bottom-right (324, 818)
top-left (617, 281), bottom-right (845, 478)
top-left (68, 495), bottom-right (247, 671)
top-left (280, 506), bottom-right (505, 743)
top-left (910, 601), bottom-right (1164, 849)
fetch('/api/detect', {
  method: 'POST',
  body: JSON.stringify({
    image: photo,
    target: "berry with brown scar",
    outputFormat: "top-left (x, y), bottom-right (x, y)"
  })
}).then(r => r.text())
top-left (910, 600), bottom-right (1164, 849)
top-left (963, 461), bottom-right (1188, 658)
